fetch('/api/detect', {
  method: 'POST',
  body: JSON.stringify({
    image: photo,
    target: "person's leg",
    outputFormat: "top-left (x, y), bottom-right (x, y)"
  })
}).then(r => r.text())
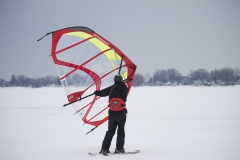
top-left (116, 114), bottom-right (126, 150)
top-left (101, 115), bottom-right (117, 151)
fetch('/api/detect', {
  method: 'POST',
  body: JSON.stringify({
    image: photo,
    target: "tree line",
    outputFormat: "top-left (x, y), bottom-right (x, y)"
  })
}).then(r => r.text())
top-left (0, 75), bottom-right (61, 88)
top-left (132, 67), bottom-right (240, 86)
top-left (1, 67), bottom-right (240, 87)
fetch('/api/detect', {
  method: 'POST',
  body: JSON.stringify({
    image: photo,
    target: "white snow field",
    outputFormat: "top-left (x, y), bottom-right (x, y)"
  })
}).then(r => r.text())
top-left (0, 86), bottom-right (240, 160)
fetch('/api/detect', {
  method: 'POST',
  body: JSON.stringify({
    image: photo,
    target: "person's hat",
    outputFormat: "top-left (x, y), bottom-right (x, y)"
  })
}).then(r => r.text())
top-left (114, 75), bottom-right (123, 82)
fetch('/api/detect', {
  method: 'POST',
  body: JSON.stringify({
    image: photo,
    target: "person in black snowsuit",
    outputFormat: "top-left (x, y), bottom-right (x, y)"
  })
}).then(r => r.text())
top-left (94, 75), bottom-right (128, 154)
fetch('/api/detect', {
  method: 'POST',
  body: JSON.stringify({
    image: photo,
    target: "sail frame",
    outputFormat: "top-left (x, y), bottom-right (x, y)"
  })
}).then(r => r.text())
top-left (50, 26), bottom-right (136, 127)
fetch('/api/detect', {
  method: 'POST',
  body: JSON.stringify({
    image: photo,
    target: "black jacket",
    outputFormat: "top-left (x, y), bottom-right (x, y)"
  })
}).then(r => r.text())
top-left (94, 81), bottom-right (128, 115)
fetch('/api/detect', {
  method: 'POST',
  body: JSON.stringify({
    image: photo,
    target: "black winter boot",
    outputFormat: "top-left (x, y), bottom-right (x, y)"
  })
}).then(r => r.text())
top-left (114, 148), bottom-right (125, 154)
top-left (99, 149), bottom-right (110, 155)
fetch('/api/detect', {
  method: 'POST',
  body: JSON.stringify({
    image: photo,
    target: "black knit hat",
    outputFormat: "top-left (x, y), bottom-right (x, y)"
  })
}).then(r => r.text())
top-left (114, 75), bottom-right (123, 82)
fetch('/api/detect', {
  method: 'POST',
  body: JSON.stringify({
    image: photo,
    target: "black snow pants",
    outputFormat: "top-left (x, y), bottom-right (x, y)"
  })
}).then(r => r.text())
top-left (101, 112), bottom-right (126, 150)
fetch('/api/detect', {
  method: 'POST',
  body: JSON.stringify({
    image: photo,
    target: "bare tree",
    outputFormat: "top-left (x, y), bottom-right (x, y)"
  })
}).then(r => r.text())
top-left (210, 67), bottom-right (238, 85)
top-left (153, 68), bottom-right (182, 84)
top-left (233, 68), bottom-right (240, 83)
top-left (210, 69), bottom-right (220, 83)
top-left (133, 73), bottom-right (144, 86)
top-left (166, 68), bottom-right (182, 83)
top-left (219, 67), bottom-right (234, 85)
top-left (153, 69), bottom-right (168, 83)
top-left (189, 68), bottom-right (210, 81)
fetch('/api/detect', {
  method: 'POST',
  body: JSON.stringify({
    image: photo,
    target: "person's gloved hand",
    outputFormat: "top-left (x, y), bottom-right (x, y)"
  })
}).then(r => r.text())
top-left (94, 90), bottom-right (99, 95)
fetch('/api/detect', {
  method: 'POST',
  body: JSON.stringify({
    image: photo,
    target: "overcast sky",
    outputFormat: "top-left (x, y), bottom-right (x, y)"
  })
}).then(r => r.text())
top-left (1, 0), bottom-right (240, 80)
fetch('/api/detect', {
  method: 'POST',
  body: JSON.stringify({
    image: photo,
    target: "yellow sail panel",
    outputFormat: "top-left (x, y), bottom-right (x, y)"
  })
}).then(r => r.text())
top-left (66, 31), bottom-right (121, 61)
top-left (66, 31), bottom-right (92, 39)
top-left (66, 31), bottom-right (122, 75)
top-left (89, 38), bottom-right (110, 51)
top-left (66, 31), bottom-right (111, 52)
top-left (122, 71), bottom-right (128, 80)
top-left (104, 50), bottom-right (121, 60)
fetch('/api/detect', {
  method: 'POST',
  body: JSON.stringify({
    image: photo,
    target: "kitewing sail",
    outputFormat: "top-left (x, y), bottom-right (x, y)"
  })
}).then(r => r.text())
top-left (40, 26), bottom-right (136, 132)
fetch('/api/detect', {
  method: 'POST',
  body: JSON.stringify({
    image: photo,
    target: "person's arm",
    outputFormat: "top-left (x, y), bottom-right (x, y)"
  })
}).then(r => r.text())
top-left (94, 85), bottom-right (114, 97)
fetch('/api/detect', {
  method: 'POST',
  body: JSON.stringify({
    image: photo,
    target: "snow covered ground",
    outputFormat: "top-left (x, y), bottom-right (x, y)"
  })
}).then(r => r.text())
top-left (0, 86), bottom-right (240, 160)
